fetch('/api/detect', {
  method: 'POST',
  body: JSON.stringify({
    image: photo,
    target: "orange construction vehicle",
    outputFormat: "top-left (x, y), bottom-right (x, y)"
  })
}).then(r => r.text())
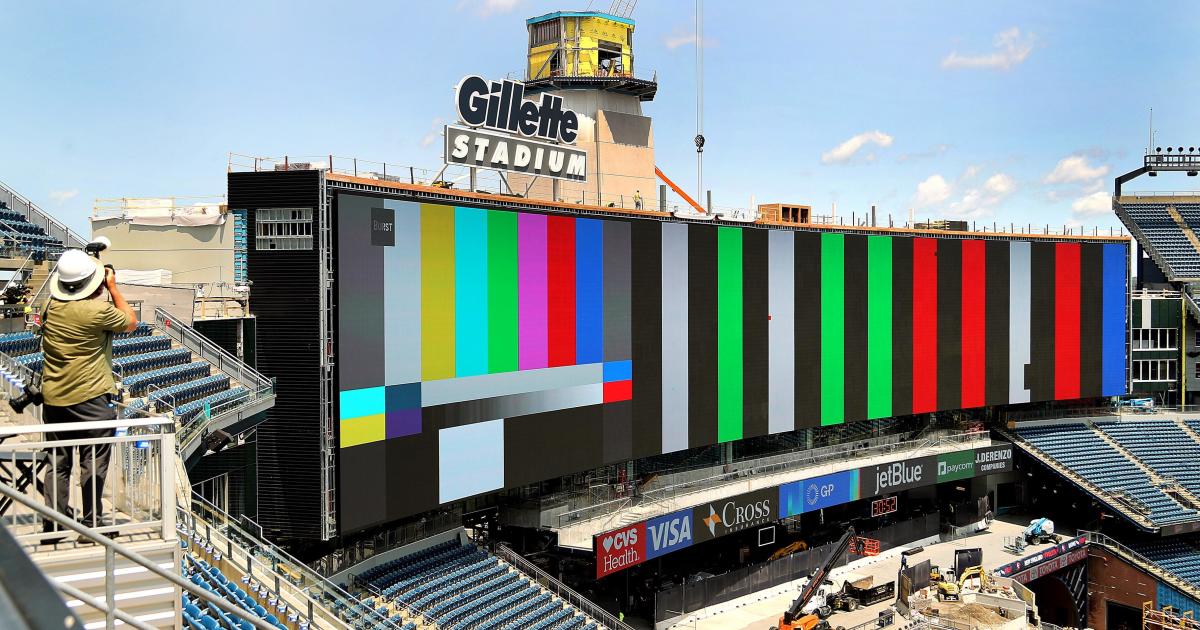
top-left (770, 526), bottom-right (857, 630)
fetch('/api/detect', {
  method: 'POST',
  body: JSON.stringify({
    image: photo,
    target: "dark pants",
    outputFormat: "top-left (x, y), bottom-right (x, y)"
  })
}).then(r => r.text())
top-left (42, 394), bottom-right (116, 529)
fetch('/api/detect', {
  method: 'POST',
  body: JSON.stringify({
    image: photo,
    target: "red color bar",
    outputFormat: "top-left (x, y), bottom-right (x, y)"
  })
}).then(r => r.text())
top-left (912, 238), bottom-right (938, 414)
top-left (547, 216), bottom-right (577, 367)
top-left (604, 380), bottom-right (633, 403)
top-left (1055, 243), bottom-right (1081, 399)
top-left (960, 240), bottom-right (986, 408)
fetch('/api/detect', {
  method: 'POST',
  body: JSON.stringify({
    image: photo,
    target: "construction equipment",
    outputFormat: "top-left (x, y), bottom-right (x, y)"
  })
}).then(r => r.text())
top-left (828, 577), bottom-right (896, 612)
top-left (956, 566), bottom-right (996, 593)
top-left (770, 526), bottom-right (856, 630)
top-left (770, 540), bottom-right (809, 562)
top-left (1023, 518), bottom-right (1059, 545)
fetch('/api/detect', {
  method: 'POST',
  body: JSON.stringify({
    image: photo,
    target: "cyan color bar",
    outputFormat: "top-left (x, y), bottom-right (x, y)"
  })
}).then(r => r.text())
top-left (603, 360), bottom-right (632, 382)
top-left (340, 387), bottom-right (385, 420)
top-left (576, 219), bottom-right (604, 364)
top-left (1102, 244), bottom-right (1127, 396)
top-left (455, 207), bottom-right (489, 376)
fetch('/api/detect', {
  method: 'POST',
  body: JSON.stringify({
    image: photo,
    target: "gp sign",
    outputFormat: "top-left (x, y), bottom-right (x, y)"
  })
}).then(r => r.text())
top-left (779, 470), bottom-right (859, 518)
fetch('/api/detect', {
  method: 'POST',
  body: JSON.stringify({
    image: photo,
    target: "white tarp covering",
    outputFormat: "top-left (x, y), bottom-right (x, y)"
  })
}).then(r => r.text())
top-left (115, 269), bottom-right (173, 286)
top-left (91, 200), bottom-right (226, 226)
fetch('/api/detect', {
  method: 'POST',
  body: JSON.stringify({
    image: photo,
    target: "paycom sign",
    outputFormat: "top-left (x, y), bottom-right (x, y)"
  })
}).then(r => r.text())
top-left (937, 451), bottom-right (975, 483)
top-left (779, 470), bottom-right (860, 518)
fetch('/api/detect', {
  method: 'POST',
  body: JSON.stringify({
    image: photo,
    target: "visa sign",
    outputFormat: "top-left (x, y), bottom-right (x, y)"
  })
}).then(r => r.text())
top-left (594, 522), bottom-right (645, 579)
top-left (645, 510), bottom-right (693, 560)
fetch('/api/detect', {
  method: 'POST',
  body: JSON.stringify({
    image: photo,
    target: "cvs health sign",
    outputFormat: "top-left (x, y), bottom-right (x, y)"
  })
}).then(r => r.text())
top-left (594, 522), bottom-right (645, 578)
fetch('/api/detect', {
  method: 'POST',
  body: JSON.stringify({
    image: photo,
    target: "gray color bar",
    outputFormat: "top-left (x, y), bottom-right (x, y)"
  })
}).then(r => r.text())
top-left (337, 194), bottom-right (385, 390)
top-left (661, 223), bottom-right (689, 453)
top-left (421, 363), bottom-right (603, 407)
top-left (768, 231), bottom-right (795, 434)
top-left (431, 383), bottom-right (604, 429)
top-left (385, 200), bottom-right (422, 385)
top-left (604, 220), bottom-right (632, 361)
top-left (1009, 241), bottom-right (1031, 403)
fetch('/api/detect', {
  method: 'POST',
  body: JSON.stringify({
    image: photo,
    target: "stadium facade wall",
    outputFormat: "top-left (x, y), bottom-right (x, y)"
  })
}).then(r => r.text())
top-left (332, 191), bottom-right (1129, 533)
top-left (1087, 546), bottom-right (1158, 630)
top-left (229, 170), bottom-right (324, 540)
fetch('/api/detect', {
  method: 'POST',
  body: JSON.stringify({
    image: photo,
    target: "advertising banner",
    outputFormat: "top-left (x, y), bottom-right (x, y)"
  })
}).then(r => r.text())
top-left (938, 450), bottom-right (976, 483)
top-left (994, 534), bottom-right (1088, 581)
top-left (859, 455), bottom-right (938, 497)
top-left (692, 488), bottom-right (778, 545)
top-left (592, 444), bottom-right (1018, 574)
top-left (645, 510), bottom-right (695, 560)
top-left (974, 444), bottom-right (1014, 474)
top-left (594, 521), bottom-right (646, 579)
top-left (779, 469), bottom-right (860, 518)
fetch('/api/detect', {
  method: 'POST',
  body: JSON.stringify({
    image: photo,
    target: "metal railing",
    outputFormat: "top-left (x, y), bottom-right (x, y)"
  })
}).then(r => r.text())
top-left (229, 153), bottom-right (1129, 240)
top-left (0, 482), bottom-right (280, 630)
top-left (0, 179), bottom-right (88, 249)
top-left (0, 416), bottom-right (176, 543)
top-left (153, 307), bottom-right (272, 391)
top-left (176, 382), bottom-right (276, 450)
top-left (1079, 529), bottom-right (1200, 604)
top-left (495, 543), bottom-right (630, 630)
top-left (184, 494), bottom-right (387, 630)
top-left (557, 430), bottom-right (988, 528)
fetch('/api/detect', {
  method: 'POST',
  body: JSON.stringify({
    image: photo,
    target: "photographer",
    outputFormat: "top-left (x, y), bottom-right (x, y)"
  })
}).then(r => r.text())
top-left (40, 249), bottom-right (137, 533)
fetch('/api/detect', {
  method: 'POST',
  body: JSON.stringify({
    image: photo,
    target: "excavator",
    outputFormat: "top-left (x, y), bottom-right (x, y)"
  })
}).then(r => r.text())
top-left (770, 527), bottom-right (857, 630)
top-left (936, 565), bottom-right (996, 601)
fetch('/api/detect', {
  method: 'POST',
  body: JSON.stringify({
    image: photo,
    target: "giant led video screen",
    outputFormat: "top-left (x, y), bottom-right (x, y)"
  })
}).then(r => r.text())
top-left (334, 192), bottom-right (1128, 533)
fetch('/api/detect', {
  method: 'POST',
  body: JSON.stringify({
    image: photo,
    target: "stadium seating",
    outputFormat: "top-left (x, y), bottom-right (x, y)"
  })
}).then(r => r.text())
top-left (179, 533), bottom-right (299, 630)
top-left (1122, 203), bottom-right (1200, 277)
top-left (0, 321), bottom-right (252, 425)
top-left (1015, 423), bottom-right (1199, 524)
top-left (1130, 537), bottom-right (1200, 591)
top-left (1096, 420), bottom-right (1200, 500)
top-left (351, 539), bottom-right (597, 630)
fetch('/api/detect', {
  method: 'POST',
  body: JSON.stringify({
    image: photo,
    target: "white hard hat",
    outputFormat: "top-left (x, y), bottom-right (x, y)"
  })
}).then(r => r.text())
top-left (49, 249), bottom-right (104, 302)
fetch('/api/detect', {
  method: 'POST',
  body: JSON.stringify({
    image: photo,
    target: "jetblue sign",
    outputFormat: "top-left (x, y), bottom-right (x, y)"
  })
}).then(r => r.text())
top-left (445, 75), bottom-right (587, 182)
top-left (645, 510), bottom-right (693, 560)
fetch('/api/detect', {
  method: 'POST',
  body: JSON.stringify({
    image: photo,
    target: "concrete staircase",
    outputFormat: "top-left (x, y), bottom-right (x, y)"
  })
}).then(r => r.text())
top-left (33, 540), bottom-right (181, 628)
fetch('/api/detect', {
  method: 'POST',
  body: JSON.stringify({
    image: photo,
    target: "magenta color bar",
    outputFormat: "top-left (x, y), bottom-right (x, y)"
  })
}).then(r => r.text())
top-left (518, 213), bottom-right (548, 370)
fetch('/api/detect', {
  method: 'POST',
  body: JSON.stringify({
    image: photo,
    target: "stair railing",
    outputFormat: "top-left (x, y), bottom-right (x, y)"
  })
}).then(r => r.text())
top-left (0, 484), bottom-right (280, 630)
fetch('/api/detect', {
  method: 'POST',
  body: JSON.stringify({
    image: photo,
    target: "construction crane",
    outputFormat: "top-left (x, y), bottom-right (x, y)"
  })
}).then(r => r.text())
top-left (771, 526), bottom-right (857, 630)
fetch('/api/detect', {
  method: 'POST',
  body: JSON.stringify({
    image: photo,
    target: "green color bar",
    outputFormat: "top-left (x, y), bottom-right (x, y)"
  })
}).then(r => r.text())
top-left (717, 227), bottom-right (744, 442)
top-left (421, 204), bottom-right (455, 380)
top-left (867, 236), bottom-right (893, 419)
top-left (487, 211), bottom-right (519, 373)
top-left (821, 233), bottom-right (845, 425)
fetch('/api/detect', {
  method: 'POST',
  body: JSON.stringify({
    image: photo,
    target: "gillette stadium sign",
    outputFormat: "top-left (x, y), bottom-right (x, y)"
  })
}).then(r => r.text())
top-left (444, 75), bottom-right (587, 182)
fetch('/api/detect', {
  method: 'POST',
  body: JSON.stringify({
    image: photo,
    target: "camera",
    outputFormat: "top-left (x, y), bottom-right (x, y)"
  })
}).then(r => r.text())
top-left (9, 382), bottom-right (42, 414)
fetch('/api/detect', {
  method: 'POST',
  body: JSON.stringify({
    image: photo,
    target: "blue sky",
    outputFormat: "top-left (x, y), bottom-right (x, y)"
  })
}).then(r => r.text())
top-left (2, 0), bottom-right (1199, 235)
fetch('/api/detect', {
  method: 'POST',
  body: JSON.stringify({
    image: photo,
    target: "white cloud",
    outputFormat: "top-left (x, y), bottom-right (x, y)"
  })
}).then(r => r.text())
top-left (664, 32), bottom-right (717, 50)
top-left (896, 143), bottom-right (950, 163)
top-left (984, 173), bottom-right (1016, 196)
top-left (48, 190), bottom-right (78, 204)
top-left (942, 27), bottom-right (1036, 71)
top-left (420, 117), bottom-right (445, 148)
top-left (1071, 191), bottom-right (1112, 217)
top-left (456, 0), bottom-right (521, 18)
top-left (914, 175), bottom-right (952, 208)
top-left (821, 130), bottom-right (894, 164)
top-left (912, 171), bottom-right (1017, 218)
top-left (1043, 155), bottom-right (1110, 184)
